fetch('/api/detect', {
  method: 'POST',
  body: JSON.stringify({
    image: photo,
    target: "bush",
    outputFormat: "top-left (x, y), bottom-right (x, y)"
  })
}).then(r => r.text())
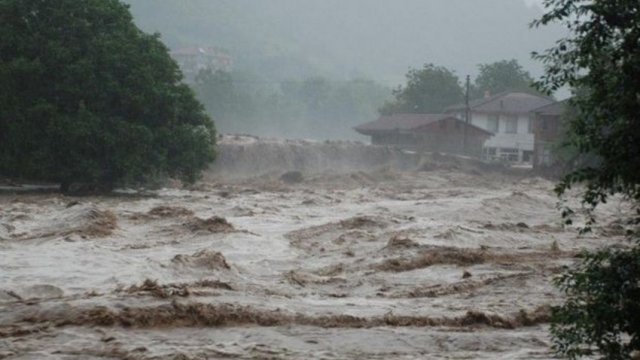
top-left (552, 243), bottom-right (640, 359)
top-left (533, 0), bottom-right (640, 358)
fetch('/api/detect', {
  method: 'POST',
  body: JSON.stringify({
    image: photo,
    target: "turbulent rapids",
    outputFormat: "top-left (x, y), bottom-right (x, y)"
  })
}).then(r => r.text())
top-left (0, 136), bottom-right (630, 359)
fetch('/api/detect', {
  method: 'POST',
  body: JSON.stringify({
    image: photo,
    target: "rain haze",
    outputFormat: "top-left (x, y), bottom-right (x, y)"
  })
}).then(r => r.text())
top-left (3, 1), bottom-right (631, 360)
top-left (125, 0), bottom-right (567, 139)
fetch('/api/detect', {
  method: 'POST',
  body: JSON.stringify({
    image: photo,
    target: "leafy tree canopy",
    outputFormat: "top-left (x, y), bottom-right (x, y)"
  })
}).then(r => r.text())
top-left (379, 64), bottom-right (463, 115)
top-left (533, 0), bottom-right (640, 358)
top-left (0, 0), bottom-right (216, 192)
top-left (473, 59), bottom-right (540, 98)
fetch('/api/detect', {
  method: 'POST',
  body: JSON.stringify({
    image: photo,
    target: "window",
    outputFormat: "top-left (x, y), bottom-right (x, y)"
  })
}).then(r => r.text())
top-left (487, 115), bottom-right (499, 133)
top-left (505, 116), bottom-right (518, 134)
top-left (500, 148), bottom-right (519, 162)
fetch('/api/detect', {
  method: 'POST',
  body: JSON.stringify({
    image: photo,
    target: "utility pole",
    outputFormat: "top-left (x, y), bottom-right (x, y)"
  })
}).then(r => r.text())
top-left (464, 75), bottom-right (470, 155)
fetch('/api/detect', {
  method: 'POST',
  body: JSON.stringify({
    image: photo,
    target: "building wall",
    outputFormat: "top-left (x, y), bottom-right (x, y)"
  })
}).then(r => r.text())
top-left (420, 118), bottom-right (490, 156)
top-left (470, 112), bottom-right (535, 163)
top-left (533, 113), bottom-right (564, 168)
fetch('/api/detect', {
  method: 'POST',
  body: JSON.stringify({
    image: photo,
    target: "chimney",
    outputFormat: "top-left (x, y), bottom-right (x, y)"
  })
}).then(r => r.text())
top-left (484, 90), bottom-right (491, 99)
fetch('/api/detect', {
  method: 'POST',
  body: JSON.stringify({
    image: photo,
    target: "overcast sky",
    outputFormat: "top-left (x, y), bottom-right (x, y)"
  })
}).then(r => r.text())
top-left (129, 0), bottom-right (564, 94)
top-left (523, 0), bottom-right (543, 8)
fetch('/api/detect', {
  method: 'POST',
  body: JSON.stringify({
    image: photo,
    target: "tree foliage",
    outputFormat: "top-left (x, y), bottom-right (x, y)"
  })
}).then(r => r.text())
top-left (473, 59), bottom-right (539, 98)
top-left (534, 0), bottom-right (640, 208)
top-left (193, 71), bottom-right (390, 140)
top-left (552, 246), bottom-right (640, 359)
top-left (0, 0), bottom-right (216, 191)
top-left (379, 64), bottom-right (463, 114)
top-left (533, 1), bottom-right (640, 358)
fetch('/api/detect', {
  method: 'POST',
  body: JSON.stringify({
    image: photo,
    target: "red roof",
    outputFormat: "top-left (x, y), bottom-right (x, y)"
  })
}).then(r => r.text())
top-left (355, 113), bottom-right (492, 136)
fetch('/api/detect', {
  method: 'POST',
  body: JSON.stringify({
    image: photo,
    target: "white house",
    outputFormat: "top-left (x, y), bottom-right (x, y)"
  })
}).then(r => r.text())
top-left (445, 92), bottom-right (555, 163)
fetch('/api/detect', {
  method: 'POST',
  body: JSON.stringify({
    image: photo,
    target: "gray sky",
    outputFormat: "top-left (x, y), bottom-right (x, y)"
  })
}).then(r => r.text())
top-left (523, 0), bottom-right (543, 7)
top-left (129, 0), bottom-right (564, 90)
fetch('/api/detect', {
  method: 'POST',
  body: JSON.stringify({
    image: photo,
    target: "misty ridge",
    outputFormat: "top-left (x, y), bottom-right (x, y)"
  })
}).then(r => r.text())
top-left (126, 0), bottom-right (565, 140)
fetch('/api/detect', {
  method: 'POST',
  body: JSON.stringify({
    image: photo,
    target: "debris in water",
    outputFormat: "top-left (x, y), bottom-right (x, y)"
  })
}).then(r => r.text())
top-left (483, 222), bottom-right (531, 232)
top-left (280, 171), bottom-right (304, 184)
top-left (148, 206), bottom-right (194, 218)
top-left (386, 234), bottom-right (420, 249)
top-left (339, 216), bottom-right (383, 229)
top-left (376, 247), bottom-right (485, 272)
top-left (16, 302), bottom-right (552, 330)
top-left (183, 216), bottom-right (234, 233)
top-left (125, 279), bottom-right (234, 298)
top-left (79, 208), bottom-right (118, 238)
top-left (24, 205), bottom-right (119, 239)
top-left (172, 250), bottom-right (231, 271)
top-left (284, 270), bottom-right (346, 287)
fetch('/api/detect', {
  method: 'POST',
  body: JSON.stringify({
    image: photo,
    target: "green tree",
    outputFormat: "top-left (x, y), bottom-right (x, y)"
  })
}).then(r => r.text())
top-left (379, 64), bottom-right (463, 114)
top-left (472, 59), bottom-right (539, 98)
top-left (533, 1), bottom-right (640, 358)
top-left (0, 0), bottom-right (216, 193)
top-left (194, 69), bottom-right (247, 132)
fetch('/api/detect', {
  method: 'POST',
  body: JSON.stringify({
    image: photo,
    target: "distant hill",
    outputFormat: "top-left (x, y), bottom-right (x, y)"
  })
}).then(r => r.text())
top-left (125, 0), bottom-right (564, 85)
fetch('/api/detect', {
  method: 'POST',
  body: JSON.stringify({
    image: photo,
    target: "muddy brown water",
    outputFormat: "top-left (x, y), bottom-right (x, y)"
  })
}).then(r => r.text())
top-left (0, 157), bottom-right (630, 359)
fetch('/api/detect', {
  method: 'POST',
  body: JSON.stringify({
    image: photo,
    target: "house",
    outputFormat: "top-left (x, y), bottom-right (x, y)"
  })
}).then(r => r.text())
top-left (530, 100), bottom-right (571, 168)
top-left (354, 113), bottom-right (493, 155)
top-left (170, 47), bottom-right (233, 82)
top-left (445, 92), bottom-right (555, 163)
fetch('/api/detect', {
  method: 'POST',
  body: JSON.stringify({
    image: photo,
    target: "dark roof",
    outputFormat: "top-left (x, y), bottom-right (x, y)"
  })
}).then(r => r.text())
top-left (356, 114), bottom-right (450, 133)
top-left (354, 113), bottom-right (492, 136)
top-left (446, 92), bottom-right (555, 115)
top-left (531, 99), bottom-right (571, 116)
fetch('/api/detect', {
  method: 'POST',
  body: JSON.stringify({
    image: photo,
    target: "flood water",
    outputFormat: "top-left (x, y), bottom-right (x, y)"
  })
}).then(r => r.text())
top-left (0, 137), bottom-right (628, 359)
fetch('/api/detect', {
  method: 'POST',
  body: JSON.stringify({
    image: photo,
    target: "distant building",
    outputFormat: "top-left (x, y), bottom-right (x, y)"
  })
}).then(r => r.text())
top-left (354, 113), bottom-right (492, 155)
top-left (170, 47), bottom-right (233, 82)
top-left (530, 100), bottom-right (571, 169)
top-left (445, 92), bottom-right (555, 163)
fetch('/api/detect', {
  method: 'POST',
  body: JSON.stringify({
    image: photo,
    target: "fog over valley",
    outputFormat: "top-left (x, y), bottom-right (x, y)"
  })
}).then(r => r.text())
top-left (123, 0), bottom-right (566, 140)
top-left (127, 0), bottom-right (562, 83)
